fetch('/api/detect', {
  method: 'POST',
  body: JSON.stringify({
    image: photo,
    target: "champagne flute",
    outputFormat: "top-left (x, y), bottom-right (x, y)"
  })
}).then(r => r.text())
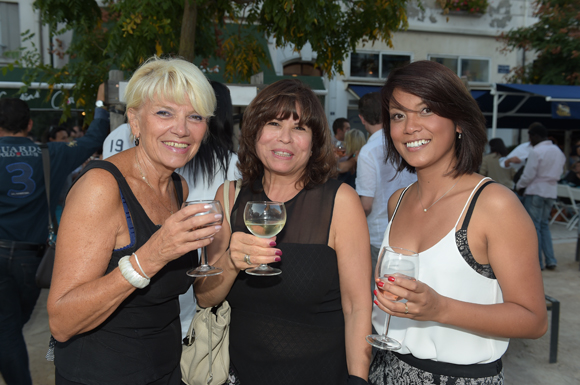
top-left (366, 246), bottom-right (419, 350)
top-left (185, 200), bottom-right (224, 277)
top-left (243, 201), bottom-right (286, 276)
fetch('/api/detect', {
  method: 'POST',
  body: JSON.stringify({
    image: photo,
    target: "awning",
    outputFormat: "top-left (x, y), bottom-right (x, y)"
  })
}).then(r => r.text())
top-left (347, 85), bottom-right (382, 99)
top-left (472, 84), bottom-right (580, 136)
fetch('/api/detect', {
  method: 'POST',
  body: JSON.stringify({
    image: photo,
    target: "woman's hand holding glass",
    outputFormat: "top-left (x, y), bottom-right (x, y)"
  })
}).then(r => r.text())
top-left (226, 231), bottom-right (282, 273)
top-left (140, 202), bottom-right (222, 273)
top-left (185, 200), bottom-right (224, 277)
top-left (367, 246), bottom-right (419, 350)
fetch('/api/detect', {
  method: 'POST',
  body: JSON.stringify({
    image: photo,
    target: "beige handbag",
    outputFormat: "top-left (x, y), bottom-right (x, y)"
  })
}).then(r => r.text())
top-left (181, 301), bottom-right (231, 385)
top-left (180, 179), bottom-right (241, 385)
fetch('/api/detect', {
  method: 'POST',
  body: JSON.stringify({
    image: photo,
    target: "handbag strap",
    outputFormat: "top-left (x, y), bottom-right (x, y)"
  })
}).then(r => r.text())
top-left (206, 308), bottom-right (214, 385)
top-left (40, 144), bottom-right (57, 244)
top-left (223, 179), bottom-right (242, 231)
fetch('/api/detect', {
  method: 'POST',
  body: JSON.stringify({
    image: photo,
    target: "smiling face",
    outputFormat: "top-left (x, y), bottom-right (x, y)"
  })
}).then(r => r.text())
top-left (128, 96), bottom-right (208, 171)
top-left (255, 106), bottom-right (313, 180)
top-left (389, 89), bottom-right (460, 173)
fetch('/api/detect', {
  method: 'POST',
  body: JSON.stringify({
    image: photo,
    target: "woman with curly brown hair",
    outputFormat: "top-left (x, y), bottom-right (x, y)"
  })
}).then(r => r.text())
top-left (195, 79), bottom-right (372, 385)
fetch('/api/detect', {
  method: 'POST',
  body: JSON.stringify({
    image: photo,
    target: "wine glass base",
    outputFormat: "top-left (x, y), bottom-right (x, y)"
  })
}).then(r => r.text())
top-left (365, 334), bottom-right (402, 350)
top-left (245, 265), bottom-right (281, 276)
top-left (187, 265), bottom-right (223, 277)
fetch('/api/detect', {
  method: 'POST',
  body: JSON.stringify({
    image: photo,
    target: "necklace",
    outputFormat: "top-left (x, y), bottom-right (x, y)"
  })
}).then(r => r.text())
top-left (418, 176), bottom-right (462, 213)
top-left (135, 152), bottom-right (175, 215)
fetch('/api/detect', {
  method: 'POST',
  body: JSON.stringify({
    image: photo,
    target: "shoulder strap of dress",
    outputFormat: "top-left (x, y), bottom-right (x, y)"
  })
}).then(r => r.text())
top-left (454, 177), bottom-right (492, 229)
top-left (171, 172), bottom-right (183, 205)
top-left (391, 182), bottom-right (415, 221)
top-left (460, 180), bottom-right (495, 231)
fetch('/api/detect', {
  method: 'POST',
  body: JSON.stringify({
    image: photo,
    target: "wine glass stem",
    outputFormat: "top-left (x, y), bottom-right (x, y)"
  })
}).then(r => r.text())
top-left (201, 246), bottom-right (208, 267)
top-left (382, 313), bottom-right (392, 339)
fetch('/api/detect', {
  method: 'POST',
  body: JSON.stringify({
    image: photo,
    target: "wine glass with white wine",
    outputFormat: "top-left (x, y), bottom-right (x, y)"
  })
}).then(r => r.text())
top-left (185, 200), bottom-right (224, 277)
top-left (366, 246), bottom-right (419, 350)
top-left (243, 201), bottom-right (286, 276)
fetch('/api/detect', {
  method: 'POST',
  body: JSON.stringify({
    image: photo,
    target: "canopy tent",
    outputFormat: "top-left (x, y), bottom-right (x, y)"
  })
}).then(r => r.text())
top-left (475, 84), bottom-right (580, 137)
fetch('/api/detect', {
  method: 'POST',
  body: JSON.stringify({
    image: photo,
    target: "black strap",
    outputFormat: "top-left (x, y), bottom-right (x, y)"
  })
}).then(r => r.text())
top-left (393, 352), bottom-right (503, 378)
top-left (460, 181), bottom-right (495, 231)
top-left (40, 144), bottom-right (58, 243)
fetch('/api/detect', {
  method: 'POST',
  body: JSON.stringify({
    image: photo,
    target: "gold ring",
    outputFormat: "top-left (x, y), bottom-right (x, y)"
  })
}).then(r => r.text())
top-left (404, 303), bottom-right (409, 314)
top-left (244, 254), bottom-right (252, 265)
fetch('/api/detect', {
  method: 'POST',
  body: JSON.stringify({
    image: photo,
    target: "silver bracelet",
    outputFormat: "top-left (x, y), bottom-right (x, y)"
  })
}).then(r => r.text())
top-left (132, 252), bottom-right (150, 279)
top-left (118, 256), bottom-right (150, 289)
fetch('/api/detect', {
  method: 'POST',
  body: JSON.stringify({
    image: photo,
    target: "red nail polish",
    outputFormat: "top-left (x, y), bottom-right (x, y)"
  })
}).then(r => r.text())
top-left (275, 250), bottom-right (282, 256)
top-left (388, 276), bottom-right (395, 282)
top-left (374, 300), bottom-right (379, 306)
top-left (373, 290), bottom-right (377, 297)
top-left (275, 257), bottom-right (281, 262)
top-left (377, 281), bottom-right (384, 288)
top-left (270, 241), bottom-right (277, 246)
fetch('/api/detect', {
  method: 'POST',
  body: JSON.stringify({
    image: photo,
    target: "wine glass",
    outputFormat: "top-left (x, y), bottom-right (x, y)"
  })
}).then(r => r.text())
top-left (185, 200), bottom-right (224, 277)
top-left (366, 246), bottom-right (419, 350)
top-left (243, 201), bottom-right (286, 276)
top-left (335, 141), bottom-right (346, 158)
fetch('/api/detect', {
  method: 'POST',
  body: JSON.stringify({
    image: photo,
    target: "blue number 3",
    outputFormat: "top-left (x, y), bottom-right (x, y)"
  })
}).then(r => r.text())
top-left (6, 162), bottom-right (36, 198)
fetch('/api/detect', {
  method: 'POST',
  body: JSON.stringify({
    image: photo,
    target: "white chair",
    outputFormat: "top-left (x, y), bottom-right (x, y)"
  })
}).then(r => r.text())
top-left (565, 185), bottom-right (580, 230)
top-left (550, 184), bottom-right (574, 226)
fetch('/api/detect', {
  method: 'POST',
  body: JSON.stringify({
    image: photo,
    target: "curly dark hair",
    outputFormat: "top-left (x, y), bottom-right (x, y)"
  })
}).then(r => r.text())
top-left (237, 79), bottom-right (336, 190)
top-left (0, 98), bottom-right (30, 134)
top-left (381, 60), bottom-right (487, 177)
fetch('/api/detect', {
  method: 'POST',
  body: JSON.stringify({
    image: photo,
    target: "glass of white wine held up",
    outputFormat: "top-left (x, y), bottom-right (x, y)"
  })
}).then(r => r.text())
top-left (243, 201), bottom-right (286, 276)
top-left (366, 246), bottom-right (419, 350)
top-left (184, 200), bottom-right (224, 277)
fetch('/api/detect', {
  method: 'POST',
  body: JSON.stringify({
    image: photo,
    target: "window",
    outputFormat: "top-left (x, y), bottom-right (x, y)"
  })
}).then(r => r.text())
top-left (283, 62), bottom-right (323, 77)
top-left (0, 2), bottom-right (20, 58)
top-left (429, 55), bottom-right (490, 83)
top-left (350, 52), bottom-right (411, 79)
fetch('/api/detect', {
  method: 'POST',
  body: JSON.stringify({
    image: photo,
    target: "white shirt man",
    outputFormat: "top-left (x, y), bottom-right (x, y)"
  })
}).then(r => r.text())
top-left (355, 93), bottom-right (416, 288)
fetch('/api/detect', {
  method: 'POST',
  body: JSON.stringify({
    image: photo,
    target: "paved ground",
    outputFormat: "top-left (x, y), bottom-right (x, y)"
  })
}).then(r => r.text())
top-left (2, 224), bottom-right (579, 385)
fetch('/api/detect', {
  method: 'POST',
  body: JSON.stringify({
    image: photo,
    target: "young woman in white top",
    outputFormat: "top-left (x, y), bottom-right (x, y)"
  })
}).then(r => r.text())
top-left (369, 61), bottom-right (547, 385)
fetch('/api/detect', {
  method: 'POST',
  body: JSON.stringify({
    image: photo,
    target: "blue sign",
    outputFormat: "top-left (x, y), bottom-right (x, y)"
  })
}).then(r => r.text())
top-left (498, 65), bottom-right (510, 74)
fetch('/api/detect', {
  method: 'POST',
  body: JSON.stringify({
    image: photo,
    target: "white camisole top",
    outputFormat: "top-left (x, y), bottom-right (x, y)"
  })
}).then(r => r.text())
top-left (372, 177), bottom-right (509, 364)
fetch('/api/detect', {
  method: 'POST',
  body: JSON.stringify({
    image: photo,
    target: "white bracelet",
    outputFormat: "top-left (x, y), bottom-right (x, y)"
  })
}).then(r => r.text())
top-left (132, 252), bottom-right (150, 279)
top-left (118, 256), bottom-right (150, 289)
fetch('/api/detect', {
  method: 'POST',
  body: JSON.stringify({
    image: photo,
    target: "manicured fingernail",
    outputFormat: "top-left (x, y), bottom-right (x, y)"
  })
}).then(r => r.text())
top-left (377, 281), bottom-right (384, 288)
top-left (204, 204), bottom-right (212, 209)
top-left (275, 257), bottom-right (281, 262)
top-left (270, 241), bottom-right (277, 246)
top-left (275, 250), bottom-right (283, 256)
top-left (214, 225), bottom-right (222, 231)
top-left (373, 290), bottom-right (378, 297)
top-left (388, 276), bottom-right (395, 282)
top-left (215, 214), bottom-right (222, 219)
top-left (374, 300), bottom-right (379, 306)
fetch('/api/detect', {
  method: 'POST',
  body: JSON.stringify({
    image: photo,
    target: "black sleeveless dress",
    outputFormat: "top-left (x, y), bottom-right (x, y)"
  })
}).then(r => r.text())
top-left (54, 161), bottom-right (197, 385)
top-left (227, 178), bottom-right (348, 385)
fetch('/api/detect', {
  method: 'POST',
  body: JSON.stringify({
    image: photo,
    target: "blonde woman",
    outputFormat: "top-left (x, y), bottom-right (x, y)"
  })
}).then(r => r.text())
top-left (48, 57), bottom-right (218, 385)
top-left (338, 129), bottom-right (367, 188)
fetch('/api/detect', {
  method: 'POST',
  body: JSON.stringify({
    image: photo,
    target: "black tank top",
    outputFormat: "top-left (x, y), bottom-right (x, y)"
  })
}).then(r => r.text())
top-left (227, 178), bottom-right (348, 385)
top-left (54, 161), bottom-right (197, 385)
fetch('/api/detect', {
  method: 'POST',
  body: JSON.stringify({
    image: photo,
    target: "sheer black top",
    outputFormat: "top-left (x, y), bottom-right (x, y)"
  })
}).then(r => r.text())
top-left (227, 178), bottom-right (348, 384)
top-left (54, 161), bottom-right (197, 385)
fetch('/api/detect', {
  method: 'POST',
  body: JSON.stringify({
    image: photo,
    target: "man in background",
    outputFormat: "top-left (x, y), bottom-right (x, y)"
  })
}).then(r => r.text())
top-left (516, 123), bottom-right (565, 270)
top-left (0, 88), bottom-right (109, 385)
top-left (332, 117), bottom-right (350, 144)
top-left (355, 92), bottom-right (416, 288)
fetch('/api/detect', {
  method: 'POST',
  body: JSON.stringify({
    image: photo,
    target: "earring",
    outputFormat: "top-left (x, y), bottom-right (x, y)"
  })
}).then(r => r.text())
top-left (134, 136), bottom-right (140, 146)
top-left (458, 133), bottom-right (462, 139)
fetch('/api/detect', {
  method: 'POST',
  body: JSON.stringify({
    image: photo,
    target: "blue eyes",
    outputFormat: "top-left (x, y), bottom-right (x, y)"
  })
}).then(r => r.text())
top-left (155, 110), bottom-right (206, 123)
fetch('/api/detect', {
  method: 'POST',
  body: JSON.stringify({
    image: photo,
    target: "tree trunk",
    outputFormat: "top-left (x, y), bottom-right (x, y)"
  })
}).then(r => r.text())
top-left (179, 0), bottom-right (197, 62)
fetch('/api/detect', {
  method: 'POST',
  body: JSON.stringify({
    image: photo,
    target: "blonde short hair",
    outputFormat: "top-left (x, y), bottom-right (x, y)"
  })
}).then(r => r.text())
top-left (345, 129), bottom-right (367, 156)
top-left (124, 56), bottom-right (216, 118)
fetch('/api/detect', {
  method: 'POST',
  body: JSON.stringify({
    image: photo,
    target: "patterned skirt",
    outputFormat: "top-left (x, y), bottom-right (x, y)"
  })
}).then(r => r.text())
top-left (369, 350), bottom-right (504, 385)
